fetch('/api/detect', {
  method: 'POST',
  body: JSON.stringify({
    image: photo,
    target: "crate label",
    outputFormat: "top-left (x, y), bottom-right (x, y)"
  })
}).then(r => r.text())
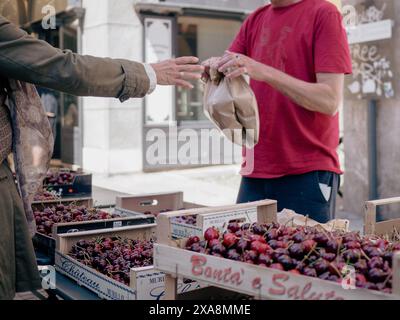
top-left (113, 221), bottom-right (123, 228)
top-left (55, 251), bottom-right (136, 300)
top-left (171, 208), bottom-right (258, 239)
top-left (135, 269), bottom-right (204, 300)
top-left (171, 223), bottom-right (203, 239)
top-left (201, 207), bottom-right (257, 230)
top-left (55, 251), bottom-right (203, 300)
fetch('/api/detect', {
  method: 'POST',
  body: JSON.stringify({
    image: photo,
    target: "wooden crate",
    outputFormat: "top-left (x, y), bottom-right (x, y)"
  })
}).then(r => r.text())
top-left (44, 168), bottom-right (92, 198)
top-left (32, 197), bottom-right (93, 259)
top-left (33, 200), bottom-right (150, 263)
top-left (154, 200), bottom-right (400, 300)
top-left (116, 191), bottom-right (185, 214)
top-left (55, 224), bottom-right (205, 300)
top-left (365, 197), bottom-right (400, 238)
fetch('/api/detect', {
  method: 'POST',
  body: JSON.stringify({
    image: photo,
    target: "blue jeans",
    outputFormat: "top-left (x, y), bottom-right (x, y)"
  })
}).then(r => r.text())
top-left (237, 171), bottom-right (340, 223)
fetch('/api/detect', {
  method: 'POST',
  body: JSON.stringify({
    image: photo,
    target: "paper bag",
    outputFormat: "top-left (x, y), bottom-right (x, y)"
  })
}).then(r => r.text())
top-left (203, 68), bottom-right (259, 148)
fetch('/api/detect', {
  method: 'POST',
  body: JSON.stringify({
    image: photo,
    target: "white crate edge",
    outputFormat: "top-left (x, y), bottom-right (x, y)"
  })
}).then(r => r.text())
top-left (154, 244), bottom-right (400, 301)
top-left (55, 251), bottom-right (205, 300)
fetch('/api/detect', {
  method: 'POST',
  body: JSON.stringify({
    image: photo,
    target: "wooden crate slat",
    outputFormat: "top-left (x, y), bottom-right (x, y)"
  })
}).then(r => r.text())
top-left (154, 244), bottom-right (399, 300)
top-left (116, 191), bottom-right (184, 213)
top-left (364, 197), bottom-right (400, 235)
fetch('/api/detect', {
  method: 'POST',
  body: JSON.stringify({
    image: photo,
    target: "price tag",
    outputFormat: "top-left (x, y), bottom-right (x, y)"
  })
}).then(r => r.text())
top-left (113, 221), bottom-right (123, 228)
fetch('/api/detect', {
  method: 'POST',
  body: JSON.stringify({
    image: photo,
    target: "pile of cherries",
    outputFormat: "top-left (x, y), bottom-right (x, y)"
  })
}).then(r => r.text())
top-left (171, 214), bottom-right (197, 225)
top-left (44, 171), bottom-right (75, 186)
top-left (34, 204), bottom-right (121, 236)
top-left (186, 222), bottom-right (400, 294)
top-left (69, 237), bottom-right (154, 285)
top-left (33, 190), bottom-right (60, 202)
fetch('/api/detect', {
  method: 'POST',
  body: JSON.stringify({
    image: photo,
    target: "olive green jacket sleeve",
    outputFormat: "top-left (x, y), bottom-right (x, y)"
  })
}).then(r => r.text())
top-left (0, 15), bottom-right (150, 100)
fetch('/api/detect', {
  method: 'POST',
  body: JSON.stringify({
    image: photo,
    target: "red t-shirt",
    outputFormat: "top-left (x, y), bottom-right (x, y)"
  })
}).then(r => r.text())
top-left (229, 0), bottom-right (352, 178)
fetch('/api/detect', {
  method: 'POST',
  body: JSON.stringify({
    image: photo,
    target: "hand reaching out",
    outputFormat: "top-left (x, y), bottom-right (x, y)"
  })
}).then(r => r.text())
top-left (151, 56), bottom-right (204, 89)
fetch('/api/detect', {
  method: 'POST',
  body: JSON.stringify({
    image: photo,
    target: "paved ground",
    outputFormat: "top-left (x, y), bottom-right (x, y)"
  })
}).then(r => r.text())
top-left (93, 165), bottom-right (364, 232)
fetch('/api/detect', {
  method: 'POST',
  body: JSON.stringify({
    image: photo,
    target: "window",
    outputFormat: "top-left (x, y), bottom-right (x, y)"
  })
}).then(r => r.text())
top-left (176, 17), bottom-right (242, 124)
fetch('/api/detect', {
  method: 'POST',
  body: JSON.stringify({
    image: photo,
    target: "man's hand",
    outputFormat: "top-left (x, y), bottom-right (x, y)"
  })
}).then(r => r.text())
top-left (151, 56), bottom-right (204, 89)
top-left (217, 51), bottom-right (266, 81)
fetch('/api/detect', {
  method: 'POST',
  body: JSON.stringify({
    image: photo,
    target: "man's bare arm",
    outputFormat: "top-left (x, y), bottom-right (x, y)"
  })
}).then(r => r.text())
top-left (217, 51), bottom-right (344, 116)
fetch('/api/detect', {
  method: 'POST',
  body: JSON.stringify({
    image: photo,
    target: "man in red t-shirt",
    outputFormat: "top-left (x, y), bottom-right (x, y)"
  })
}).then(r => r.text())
top-left (214, 0), bottom-right (352, 222)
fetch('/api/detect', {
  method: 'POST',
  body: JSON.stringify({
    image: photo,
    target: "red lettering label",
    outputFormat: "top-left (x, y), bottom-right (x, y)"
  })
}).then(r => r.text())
top-left (191, 255), bottom-right (206, 276)
top-left (268, 273), bottom-right (289, 296)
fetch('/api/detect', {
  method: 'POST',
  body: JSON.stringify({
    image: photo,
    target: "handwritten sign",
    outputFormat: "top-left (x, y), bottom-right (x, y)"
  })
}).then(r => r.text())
top-left (345, 2), bottom-right (395, 100)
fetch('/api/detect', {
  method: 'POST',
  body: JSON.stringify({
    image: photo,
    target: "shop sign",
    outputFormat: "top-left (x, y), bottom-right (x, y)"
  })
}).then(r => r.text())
top-left (344, 1), bottom-right (395, 100)
top-left (347, 19), bottom-right (392, 44)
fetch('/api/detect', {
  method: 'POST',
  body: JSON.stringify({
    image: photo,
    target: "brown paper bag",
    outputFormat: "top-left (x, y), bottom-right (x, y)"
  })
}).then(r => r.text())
top-left (203, 68), bottom-right (259, 148)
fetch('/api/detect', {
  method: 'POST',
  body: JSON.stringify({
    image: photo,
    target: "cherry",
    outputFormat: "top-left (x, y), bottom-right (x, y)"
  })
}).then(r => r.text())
top-left (190, 243), bottom-right (203, 253)
top-left (266, 229), bottom-right (279, 241)
top-left (243, 250), bottom-right (258, 262)
top-left (236, 238), bottom-right (250, 252)
top-left (211, 243), bottom-right (227, 255)
top-left (367, 257), bottom-right (384, 269)
top-left (382, 262), bottom-right (392, 275)
top-left (271, 248), bottom-right (289, 261)
top-left (204, 227), bottom-right (220, 241)
top-left (288, 243), bottom-right (305, 259)
top-left (356, 273), bottom-right (367, 286)
top-left (368, 268), bottom-right (388, 283)
top-left (314, 233), bottom-right (329, 246)
top-left (282, 227), bottom-right (296, 236)
top-left (382, 252), bottom-right (393, 267)
top-left (289, 269), bottom-right (301, 275)
top-left (314, 259), bottom-right (330, 275)
top-left (302, 267), bottom-right (317, 278)
top-left (345, 241), bottom-right (361, 250)
top-left (251, 223), bottom-right (267, 235)
top-left (277, 255), bottom-right (295, 271)
top-left (302, 239), bottom-right (316, 253)
top-left (250, 241), bottom-right (271, 254)
top-left (249, 234), bottom-right (266, 243)
top-left (328, 261), bottom-right (345, 276)
top-left (207, 238), bottom-right (220, 248)
top-left (318, 272), bottom-right (330, 281)
top-left (258, 253), bottom-right (272, 266)
top-left (343, 249), bottom-right (361, 263)
top-left (270, 263), bottom-right (284, 271)
top-left (343, 233), bottom-right (360, 243)
top-left (227, 222), bottom-right (241, 233)
top-left (268, 240), bottom-right (280, 250)
top-left (222, 233), bottom-right (237, 248)
top-left (321, 252), bottom-right (336, 262)
top-left (292, 232), bottom-right (305, 243)
top-left (186, 235), bottom-right (200, 247)
top-left (328, 275), bottom-right (339, 283)
top-left (375, 239), bottom-right (389, 251)
top-left (363, 246), bottom-right (382, 258)
top-left (226, 249), bottom-right (241, 261)
top-left (211, 252), bottom-right (223, 257)
top-left (354, 260), bottom-right (368, 274)
top-left (241, 223), bottom-right (251, 230)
